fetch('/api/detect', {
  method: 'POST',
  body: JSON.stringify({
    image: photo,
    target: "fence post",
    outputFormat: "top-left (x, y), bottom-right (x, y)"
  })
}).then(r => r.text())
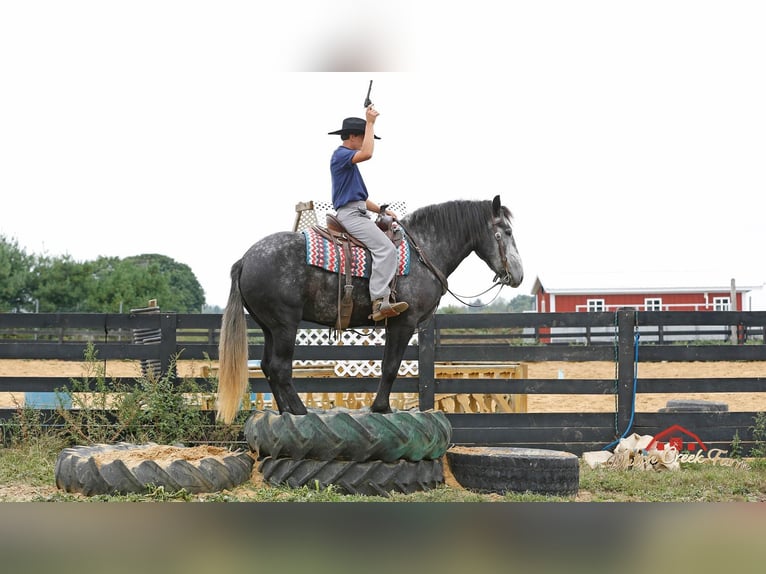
top-left (159, 312), bottom-right (178, 382)
top-left (131, 300), bottom-right (177, 382)
top-left (417, 316), bottom-right (436, 411)
top-left (131, 302), bottom-right (162, 379)
top-left (616, 308), bottom-right (636, 435)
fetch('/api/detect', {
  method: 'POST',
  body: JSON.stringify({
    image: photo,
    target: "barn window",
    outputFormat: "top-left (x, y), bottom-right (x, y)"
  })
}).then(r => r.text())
top-left (713, 297), bottom-right (730, 311)
top-left (586, 299), bottom-right (605, 312)
top-left (645, 298), bottom-right (662, 311)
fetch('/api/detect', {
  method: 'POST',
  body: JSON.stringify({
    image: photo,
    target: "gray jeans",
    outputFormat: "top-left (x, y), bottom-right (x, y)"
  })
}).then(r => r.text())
top-left (335, 201), bottom-right (396, 301)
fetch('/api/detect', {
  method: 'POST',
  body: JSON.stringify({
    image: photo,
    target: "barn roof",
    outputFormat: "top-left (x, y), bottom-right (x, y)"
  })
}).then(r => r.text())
top-left (531, 271), bottom-right (764, 296)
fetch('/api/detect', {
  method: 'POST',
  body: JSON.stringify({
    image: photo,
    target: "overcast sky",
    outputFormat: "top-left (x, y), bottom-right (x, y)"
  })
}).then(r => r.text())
top-left (2, 2), bottom-right (765, 309)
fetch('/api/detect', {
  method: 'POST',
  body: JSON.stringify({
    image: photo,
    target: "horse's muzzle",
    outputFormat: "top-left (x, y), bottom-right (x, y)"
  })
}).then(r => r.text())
top-left (494, 270), bottom-right (523, 288)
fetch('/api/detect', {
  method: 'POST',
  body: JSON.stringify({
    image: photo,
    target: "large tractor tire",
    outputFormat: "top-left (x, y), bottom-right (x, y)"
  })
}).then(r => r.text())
top-left (54, 442), bottom-right (254, 496)
top-left (259, 456), bottom-right (444, 497)
top-left (446, 446), bottom-right (580, 496)
top-left (244, 409), bottom-right (452, 463)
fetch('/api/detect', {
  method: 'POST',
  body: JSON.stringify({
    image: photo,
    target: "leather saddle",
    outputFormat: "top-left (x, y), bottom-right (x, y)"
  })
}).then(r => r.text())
top-left (311, 211), bottom-right (403, 331)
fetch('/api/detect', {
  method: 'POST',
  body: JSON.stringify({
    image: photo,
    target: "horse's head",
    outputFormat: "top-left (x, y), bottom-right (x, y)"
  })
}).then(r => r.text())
top-left (483, 195), bottom-right (523, 288)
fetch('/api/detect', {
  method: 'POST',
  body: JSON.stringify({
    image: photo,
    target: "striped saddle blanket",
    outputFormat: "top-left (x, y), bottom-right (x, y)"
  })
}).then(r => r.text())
top-left (302, 228), bottom-right (411, 277)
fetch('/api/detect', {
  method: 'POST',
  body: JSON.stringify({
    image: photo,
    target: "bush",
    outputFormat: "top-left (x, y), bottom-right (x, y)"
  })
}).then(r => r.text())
top-left (49, 343), bottom-right (243, 447)
top-left (749, 412), bottom-right (766, 458)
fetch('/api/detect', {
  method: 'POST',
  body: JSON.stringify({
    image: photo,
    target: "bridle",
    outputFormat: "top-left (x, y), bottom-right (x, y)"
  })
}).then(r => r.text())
top-left (491, 215), bottom-right (514, 286)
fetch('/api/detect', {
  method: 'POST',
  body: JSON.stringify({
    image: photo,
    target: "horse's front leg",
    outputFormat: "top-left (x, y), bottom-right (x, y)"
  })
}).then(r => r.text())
top-left (370, 326), bottom-right (415, 413)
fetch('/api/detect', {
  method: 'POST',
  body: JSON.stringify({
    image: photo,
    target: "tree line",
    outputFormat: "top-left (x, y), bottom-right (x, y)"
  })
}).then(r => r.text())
top-left (438, 293), bottom-right (534, 314)
top-left (1, 233), bottom-right (532, 315)
top-left (0, 234), bottom-right (206, 313)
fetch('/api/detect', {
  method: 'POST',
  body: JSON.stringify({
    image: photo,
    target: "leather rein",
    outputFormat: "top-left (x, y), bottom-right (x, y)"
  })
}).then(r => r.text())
top-left (396, 216), bottom-right (512, 308)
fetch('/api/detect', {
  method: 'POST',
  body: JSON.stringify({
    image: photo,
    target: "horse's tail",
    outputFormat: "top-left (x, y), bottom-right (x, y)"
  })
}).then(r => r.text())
top-left (216, 259), bottom-right (249, 424)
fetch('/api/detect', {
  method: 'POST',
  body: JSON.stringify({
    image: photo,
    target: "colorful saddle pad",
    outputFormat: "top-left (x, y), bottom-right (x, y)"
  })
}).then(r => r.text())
top-left (302, 228), bottom-right (411, 277)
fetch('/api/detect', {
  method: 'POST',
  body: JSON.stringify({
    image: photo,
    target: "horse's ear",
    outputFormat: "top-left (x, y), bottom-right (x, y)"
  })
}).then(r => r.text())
top-left (492, 195), bottom-right (502, 215)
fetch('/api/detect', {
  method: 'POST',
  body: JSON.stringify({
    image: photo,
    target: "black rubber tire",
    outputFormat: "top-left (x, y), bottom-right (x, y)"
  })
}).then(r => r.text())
top-left (54, 442), bottom-right (255, 496)
top-left (659, 399), bottom-right (728, 412)
top-left (259, 456), bottom-right (444, 496)
top-left (244, 409), bottom-right (452, 463)
top-left (446, 446), bottom-right (580, 496)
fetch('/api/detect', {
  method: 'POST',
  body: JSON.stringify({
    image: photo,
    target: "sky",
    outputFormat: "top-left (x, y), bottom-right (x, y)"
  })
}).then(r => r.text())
top-left (2, 2), bottom-right (765, 310)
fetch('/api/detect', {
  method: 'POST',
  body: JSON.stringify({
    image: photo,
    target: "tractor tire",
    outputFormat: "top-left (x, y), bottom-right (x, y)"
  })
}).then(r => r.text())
top-left (660, 399), bottom-right (728, 412)
top-left (244, 409), bottom-right (452, 463)
top-left (259, 456), bottom-right (444, 496)
top-left (54, 442), bottom-right (254, 496)
top-left (446, 446), bottom-right (580, 496)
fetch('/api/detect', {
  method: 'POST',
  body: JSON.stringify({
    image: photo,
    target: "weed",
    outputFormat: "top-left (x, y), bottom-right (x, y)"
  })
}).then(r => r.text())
top-left (45, 342), bottom-right (243, 447)
top-left (749, 411), bottom-right (766, 457)
top-left (1, 405), bottom-right (58, 447)
top-left (730, 429), bottom-right (743, 458)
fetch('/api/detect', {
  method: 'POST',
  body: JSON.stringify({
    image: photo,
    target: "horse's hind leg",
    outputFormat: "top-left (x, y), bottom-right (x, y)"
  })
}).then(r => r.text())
top-left (258, 329), bottom-right (291, 412)
top-left (266, 324), bottom-right (308, 415)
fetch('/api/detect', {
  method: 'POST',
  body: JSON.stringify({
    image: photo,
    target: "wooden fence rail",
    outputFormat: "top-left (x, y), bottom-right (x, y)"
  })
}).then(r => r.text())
top-left (2, 309), bottom-right (766, 455)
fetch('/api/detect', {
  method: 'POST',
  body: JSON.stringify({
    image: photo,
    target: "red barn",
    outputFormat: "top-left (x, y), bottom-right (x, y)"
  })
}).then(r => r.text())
top-left (531, 272), bottom-right (762, 313)
top-left (529, 272), bottom-right (764, 343)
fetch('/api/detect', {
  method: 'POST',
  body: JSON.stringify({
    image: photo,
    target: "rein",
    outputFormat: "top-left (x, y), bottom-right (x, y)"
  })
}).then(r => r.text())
top-left (396, 220), bottom-right (508, 308)
top-left (446, 282), bottom-right (506, 308)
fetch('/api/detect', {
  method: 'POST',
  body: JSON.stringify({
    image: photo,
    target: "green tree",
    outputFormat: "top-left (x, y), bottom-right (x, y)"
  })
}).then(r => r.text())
top-left (83, 254), bottom-right (204, 313)
top-left (438, 293), bottom-right (534, 314)
top-left (0, 240), bottom-right (207, 313)
top-left (507, 294), bottom-right (534, 313)
top-left (31, 254), bottom-right (95, 312)
top-left (84, 256), bottom-right (167, 312)
top-left (0, 235), bottom-right (34, 312)
top-left (123, 254), bottom-right (205, 312)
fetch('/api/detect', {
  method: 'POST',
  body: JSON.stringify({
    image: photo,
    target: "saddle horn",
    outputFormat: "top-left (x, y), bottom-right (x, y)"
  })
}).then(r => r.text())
top-left (376, 204), bottom-right (394, 232)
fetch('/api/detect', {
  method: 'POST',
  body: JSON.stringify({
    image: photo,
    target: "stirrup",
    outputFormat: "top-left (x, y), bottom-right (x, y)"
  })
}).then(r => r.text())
top-left (370, 298), bottom-right (409, 322)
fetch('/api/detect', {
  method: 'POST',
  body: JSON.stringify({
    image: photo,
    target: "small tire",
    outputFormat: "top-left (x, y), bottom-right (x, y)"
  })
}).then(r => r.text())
top-left (659, 399), bottom-right (728, 413)
top-left (54, 442), bottom-right (255, 496)
top-left (244, 409), bottom-right (452, 463)
top-left (259, 456), bottom-right (444, 497)
top-left (446, 446), bottom-right (579, 496)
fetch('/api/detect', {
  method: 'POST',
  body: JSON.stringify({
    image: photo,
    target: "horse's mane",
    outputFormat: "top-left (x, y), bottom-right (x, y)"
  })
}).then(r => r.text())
top-left (404, 199), bottom-right (512, 242)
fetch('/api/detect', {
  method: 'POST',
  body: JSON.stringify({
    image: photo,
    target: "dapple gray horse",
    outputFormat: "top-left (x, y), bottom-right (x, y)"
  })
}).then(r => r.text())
top-left (216, 196), bottom-right (523, 423)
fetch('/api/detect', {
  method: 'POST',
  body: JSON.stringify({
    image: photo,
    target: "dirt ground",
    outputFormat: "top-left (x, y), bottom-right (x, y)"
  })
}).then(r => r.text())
top-left (1, 359), bottom-right (765, 412)
top-left (524, 360), bottom-right (766, 413)
top-left (0, 359), bottom-right (205, 409)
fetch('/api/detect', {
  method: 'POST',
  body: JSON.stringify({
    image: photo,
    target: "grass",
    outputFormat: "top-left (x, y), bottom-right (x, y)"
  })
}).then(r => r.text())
top-left (1, 434), bottom-right (764, 502)
top-left (579, 459), bottom-right (766, 502)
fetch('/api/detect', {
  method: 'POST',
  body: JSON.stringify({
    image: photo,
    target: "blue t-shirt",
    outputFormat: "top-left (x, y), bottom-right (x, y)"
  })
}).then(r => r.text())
top-left (330, 146), bottom-right (368, 210)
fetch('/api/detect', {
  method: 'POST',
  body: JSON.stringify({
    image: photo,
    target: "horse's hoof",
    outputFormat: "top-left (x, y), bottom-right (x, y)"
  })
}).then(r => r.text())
top-left (370, 404), bottom-right (392, 414)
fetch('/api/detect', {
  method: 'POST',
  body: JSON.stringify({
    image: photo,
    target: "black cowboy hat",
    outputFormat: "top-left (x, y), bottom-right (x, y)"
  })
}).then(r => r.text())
top-left (327, 117), bottom-right (381, 139)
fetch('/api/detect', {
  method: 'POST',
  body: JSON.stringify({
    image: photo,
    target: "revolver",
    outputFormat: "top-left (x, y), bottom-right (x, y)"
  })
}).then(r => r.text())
top-left (364, 80), bottom-right (373, 108)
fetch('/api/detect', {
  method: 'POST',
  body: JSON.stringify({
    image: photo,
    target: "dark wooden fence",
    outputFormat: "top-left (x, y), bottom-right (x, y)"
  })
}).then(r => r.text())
top-left (2, 309), bottom-right (765, 455)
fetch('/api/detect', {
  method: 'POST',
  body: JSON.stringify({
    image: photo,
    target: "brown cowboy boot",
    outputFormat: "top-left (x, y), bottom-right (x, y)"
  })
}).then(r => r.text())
top-left (370, 298), bottom-right (409, 322)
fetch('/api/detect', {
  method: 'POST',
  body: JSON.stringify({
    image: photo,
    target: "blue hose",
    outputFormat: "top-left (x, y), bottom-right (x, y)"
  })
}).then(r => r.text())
top-left (602, 331), bottom-right (640, 451)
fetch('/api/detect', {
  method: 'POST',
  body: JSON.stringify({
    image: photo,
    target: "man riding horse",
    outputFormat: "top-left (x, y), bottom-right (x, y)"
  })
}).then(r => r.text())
top-left (215, 91), bottom-right (523, 423)
top-left (328, 105), bottom-right (409, 322)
